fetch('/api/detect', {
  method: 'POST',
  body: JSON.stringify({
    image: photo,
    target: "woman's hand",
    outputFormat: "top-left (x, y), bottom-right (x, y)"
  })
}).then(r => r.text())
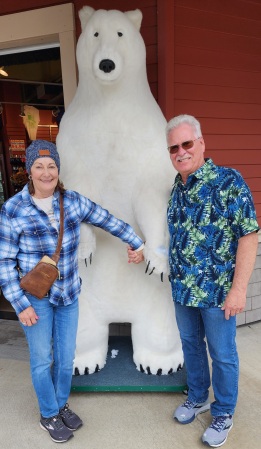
top-left (127, 245), bottom-right (144, 264)
top-left (18, 306), bottom-right (39, 327)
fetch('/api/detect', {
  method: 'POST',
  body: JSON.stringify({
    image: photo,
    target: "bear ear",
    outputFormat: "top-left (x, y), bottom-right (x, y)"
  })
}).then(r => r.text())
top-left (124, 9), bottom-right (143, 30)
top-left (79, 6), bottom-right (95, 31)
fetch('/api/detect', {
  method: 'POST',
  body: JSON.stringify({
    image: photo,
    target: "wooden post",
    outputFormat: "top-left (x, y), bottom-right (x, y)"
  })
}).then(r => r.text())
top-left (157, 0), bottom-right (175, 121)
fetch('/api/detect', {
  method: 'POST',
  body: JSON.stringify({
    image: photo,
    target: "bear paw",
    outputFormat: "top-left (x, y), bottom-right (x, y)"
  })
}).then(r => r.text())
top-left (143, 245), bottom-right (169, 276)
top-left (133, 349), bottom-right (184, 376)
top-left (138, 363), bottom-right (183, 376)
top-left (78, 242), bottom-right (96, 261)
top-left (73, 351), bottom-right (107, 375)
top-left (78, 225), bottom-right (96, 260)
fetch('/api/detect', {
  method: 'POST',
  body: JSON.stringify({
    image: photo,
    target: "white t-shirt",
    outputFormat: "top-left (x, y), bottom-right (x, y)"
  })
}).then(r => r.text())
top-left (32, 195), bottom-right (58, 230)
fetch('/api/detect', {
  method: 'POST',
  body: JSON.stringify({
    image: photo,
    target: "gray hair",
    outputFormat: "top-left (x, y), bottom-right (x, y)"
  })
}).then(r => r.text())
top-left (166, 114), bottom-right (202, 138)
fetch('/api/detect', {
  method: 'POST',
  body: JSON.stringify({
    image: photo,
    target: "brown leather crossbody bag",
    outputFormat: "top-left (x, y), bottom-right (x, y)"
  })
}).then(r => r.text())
top-left (20, 194), bottom-right (64, 299)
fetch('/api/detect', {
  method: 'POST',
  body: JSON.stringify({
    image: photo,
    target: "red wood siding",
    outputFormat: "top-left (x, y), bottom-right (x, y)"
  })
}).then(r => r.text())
top-left (1, 0), bottom-right (260, 222)
top-left (170, 0), bottom-right (261, 223)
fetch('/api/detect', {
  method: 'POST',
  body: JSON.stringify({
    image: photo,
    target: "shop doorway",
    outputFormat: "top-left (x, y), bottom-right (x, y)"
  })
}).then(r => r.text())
top-left (0, 4), bottom-right (77, 319)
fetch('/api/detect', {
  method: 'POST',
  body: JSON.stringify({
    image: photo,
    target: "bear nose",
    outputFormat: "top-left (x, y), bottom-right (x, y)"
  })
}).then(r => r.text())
top-left (99, 59), bottom-right (116, 73)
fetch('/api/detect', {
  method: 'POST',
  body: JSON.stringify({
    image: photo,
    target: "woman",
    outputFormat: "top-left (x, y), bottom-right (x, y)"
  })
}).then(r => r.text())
top-left (0, 140), bottom-right (144, 443)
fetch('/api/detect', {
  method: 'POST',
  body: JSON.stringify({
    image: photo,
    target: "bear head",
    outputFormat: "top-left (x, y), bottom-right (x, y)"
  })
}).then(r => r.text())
top-left (76, 6), bottom-right (147, 88)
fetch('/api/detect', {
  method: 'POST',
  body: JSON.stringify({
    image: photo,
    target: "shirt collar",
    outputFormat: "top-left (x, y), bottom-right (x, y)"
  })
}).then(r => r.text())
top-left (174, 158), bottom-right (215, 186)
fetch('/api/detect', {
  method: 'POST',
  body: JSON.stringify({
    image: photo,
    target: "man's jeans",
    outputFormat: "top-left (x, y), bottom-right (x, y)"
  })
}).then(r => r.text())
top-left (22, 295), bottom-right (79, 418)
top-left (175, 302), bottom-right (239, 417)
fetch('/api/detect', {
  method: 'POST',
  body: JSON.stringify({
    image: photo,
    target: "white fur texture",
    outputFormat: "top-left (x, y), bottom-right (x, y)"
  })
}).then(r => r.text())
top-left (57, 6), bottom-right (183, 375)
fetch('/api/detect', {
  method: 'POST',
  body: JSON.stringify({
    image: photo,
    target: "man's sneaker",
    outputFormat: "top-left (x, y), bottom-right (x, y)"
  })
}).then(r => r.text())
top-left (202, 415), bottom-right (233, 447)
top-left (173, 398), bottom-right (210, 424)
top-left (59, 403), bottom-right (83, 430)
top-left (40, 414), bottom-right (74, 443)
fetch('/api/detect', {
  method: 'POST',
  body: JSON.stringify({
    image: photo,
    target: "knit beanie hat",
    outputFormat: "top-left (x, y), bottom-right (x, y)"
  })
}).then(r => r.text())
top-left (25, 140), bottom-right (60, 173)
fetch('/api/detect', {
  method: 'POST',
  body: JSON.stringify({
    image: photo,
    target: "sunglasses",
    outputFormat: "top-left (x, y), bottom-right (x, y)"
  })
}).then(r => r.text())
top-left (167, 137), bottom-right (201, 155)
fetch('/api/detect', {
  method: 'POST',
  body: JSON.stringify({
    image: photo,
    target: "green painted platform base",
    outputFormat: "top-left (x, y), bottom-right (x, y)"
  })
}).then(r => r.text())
top-left (71, 336), bottom-right (187, 392)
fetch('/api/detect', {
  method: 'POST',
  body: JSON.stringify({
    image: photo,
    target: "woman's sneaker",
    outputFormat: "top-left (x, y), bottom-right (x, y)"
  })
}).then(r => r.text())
top-left (59, 403), bottom-right (83, 430)
top-left (202, 415), bottom-right (233, 447)
top-left (40, 414), bottom-right (74, 442)
top-left (174, 398), bottom-right (210, 424)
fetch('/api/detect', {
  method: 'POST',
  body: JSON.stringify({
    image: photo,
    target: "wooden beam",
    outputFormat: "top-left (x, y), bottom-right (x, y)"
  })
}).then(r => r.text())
top-left (157, 0), bottom-right (175, 120)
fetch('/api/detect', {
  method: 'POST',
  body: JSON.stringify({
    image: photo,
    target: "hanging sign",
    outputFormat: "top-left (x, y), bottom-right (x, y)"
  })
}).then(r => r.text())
top-left (9, 140), bottom-right (26, 151)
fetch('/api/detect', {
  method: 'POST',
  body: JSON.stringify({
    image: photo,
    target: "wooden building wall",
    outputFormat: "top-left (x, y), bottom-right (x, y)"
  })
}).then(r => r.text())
top-left (0, 0), bottom-right (260, 223)
top-left (166, 0), bottom-right (261, 223)
top-left (0, 1), bottom-right (260, 323)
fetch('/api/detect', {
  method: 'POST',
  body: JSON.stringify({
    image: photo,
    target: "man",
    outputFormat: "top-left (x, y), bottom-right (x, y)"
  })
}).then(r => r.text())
top-left (166, 114), bottom-right (259, 447)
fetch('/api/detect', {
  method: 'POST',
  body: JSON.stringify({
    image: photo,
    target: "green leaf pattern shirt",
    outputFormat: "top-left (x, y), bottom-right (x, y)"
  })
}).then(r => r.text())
top-left (167, 159), bottom-right (259, 308)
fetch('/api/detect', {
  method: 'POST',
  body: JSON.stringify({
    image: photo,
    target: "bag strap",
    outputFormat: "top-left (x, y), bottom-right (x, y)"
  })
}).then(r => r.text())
top-left (51, 193), bottom-right (64, 264)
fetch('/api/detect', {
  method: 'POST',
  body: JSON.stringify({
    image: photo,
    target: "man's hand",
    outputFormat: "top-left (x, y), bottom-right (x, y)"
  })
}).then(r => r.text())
top-left (221, 287), bottom-right (246, 320)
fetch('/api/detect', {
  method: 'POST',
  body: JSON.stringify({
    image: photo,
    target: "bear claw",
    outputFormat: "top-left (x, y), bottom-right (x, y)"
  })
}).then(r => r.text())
top-left (139, 364), bottom-right (182, 375)
top-left (140, 364), bottom-right (145, 373)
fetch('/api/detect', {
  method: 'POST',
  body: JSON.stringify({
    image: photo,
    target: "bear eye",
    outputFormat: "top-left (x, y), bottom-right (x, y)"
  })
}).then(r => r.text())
top-left (94, 32), bottom-right (99, 37)
top-left (117, 32), bottom-right (123, 37)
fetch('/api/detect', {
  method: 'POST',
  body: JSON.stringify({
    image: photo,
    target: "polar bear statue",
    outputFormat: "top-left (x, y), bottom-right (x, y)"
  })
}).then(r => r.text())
top-left (57, 6), bottom-right (183, 375)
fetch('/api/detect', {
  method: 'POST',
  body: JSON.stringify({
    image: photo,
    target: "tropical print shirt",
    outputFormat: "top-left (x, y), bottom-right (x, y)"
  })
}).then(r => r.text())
top-left (167, 159), bottom-right (259, 308)
top-left (0, 185), bottom-right (143, 315)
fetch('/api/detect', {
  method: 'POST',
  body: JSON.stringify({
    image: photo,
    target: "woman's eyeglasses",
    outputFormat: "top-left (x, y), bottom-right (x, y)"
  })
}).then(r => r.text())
top-left (167, 137), bottom-right (201, 155)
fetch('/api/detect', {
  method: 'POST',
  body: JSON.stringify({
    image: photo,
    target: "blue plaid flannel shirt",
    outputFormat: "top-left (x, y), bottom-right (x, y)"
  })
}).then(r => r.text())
top-left (0, 185), bottom-right (143, 314)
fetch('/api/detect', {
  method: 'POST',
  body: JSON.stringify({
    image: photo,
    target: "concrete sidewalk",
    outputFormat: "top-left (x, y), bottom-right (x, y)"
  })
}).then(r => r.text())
top-left (0, 319), bottom-right (260, 449)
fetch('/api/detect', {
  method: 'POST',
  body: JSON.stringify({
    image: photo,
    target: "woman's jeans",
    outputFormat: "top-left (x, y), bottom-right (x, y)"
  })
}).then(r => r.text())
top-left (175, 303), bottom-right (239, 417)
top-left (22, 295), bottom-right (79, 418)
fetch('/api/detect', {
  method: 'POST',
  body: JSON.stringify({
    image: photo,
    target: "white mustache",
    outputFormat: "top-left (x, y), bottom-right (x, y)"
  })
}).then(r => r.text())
top-left (177, 156), bottom-right (191, 162)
